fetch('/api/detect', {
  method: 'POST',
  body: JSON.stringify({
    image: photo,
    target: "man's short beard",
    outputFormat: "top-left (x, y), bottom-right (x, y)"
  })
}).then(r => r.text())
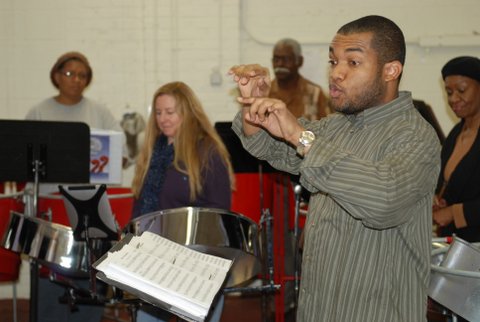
top-left (335, 105), bottom-right (364, 115)
top-left (333, 69), bottom-right (385, 115)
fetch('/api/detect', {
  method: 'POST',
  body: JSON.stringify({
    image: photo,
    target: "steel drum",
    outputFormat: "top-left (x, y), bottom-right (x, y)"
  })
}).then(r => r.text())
top-left (0, 192), bottom-right (23, 281)
top-left (429, 237), bottom-right (480, 321)
top-left (1, 211), bottom-right (113, 277)
top-left (124, 207), bottom-right (262, 287)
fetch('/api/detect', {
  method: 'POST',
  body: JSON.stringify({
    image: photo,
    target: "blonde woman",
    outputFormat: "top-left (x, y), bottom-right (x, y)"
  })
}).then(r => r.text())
top-left (131, 81), bottom-right (234, 218)
top-left (131, 82), bottom-right (234, 322)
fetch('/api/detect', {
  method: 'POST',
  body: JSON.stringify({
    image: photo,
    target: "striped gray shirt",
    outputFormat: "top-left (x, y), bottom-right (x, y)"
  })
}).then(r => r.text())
top-left (232, 91), bottom-right (441, 322)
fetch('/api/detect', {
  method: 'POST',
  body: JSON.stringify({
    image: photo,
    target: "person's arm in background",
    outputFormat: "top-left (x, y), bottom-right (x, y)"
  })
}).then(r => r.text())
top-left (433, 203), bottom-right (466, 228)
top-left (433, 184), bottom-right (480, 229)
top-left (316, 86), bottom-right (330, 119)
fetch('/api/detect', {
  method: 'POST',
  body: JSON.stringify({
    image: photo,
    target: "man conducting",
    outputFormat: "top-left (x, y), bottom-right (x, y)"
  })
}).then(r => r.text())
top-left (229, 15), bottom-right (440, 322)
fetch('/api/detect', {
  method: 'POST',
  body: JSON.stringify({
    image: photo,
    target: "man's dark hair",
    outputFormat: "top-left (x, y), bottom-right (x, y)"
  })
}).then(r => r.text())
top-left (337, 15), bottom-right (406, 67)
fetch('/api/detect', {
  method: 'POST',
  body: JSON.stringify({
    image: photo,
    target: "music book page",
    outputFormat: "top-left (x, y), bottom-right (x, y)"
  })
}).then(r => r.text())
top-left (95, 231), bottom-right (233, 322)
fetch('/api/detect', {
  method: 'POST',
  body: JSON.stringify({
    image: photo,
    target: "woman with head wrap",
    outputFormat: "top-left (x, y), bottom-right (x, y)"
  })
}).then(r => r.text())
top-left (433, 56), bottom-right (480, 242)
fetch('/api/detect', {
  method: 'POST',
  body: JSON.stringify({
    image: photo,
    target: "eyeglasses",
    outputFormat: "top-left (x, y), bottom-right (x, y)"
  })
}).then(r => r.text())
top-left (59, 70), bottom-right (88, 81)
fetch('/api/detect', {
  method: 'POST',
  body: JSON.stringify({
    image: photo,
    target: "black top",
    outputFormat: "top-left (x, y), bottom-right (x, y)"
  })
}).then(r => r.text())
top-left (436, 120), bottom-right (480, 242)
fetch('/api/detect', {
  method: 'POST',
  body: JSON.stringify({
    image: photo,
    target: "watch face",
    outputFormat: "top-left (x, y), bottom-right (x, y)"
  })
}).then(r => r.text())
top-left (300, 131), bottom-right (315, 146)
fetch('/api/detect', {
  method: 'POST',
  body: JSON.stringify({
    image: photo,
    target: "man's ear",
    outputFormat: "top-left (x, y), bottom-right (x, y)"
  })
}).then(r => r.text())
top-left (297, 55), bottom-right (304, 68)
top-left (383, 61), bottom-right (402, 82)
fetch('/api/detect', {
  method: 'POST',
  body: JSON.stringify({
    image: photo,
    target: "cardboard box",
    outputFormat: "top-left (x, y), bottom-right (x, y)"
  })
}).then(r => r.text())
top-left (90, 129), bottom-right (123, 184)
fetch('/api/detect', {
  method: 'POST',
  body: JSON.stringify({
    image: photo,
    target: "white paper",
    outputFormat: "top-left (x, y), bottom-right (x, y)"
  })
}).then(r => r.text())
top-left (95, 232), bottom-right (232, 321)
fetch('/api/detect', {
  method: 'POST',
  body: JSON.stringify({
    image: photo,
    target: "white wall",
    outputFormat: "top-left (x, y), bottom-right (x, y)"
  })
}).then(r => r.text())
top-left (1, 0), bottom-right (480, 134)
top-left (0, 0), bottom-right (242, 124)
top-left (239, 0), bottom-right (480, 135)
top-left (1, 0), bottom-right (480, 301)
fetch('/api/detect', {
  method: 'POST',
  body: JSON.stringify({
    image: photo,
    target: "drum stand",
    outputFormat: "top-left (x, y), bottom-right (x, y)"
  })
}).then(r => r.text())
top-left (292, 184), bottom-right (302, 307)
top-left (52, 239), bottom-right (108, 311)
top-left (27, 159), bottom-right (45, 322)
top-left (222, 207), bottom-right (281, 322)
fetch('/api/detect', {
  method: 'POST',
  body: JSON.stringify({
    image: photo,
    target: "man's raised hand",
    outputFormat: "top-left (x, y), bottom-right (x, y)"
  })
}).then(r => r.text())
top-left (228, 64), bottom-right (271, 99)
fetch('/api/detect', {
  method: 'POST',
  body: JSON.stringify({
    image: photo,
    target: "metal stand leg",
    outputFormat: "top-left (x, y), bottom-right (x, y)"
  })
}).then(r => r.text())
top-left (29, 259), bottom-right (39, 322)
top-left (13, 282), bottom-right (18, 322)
top-left (257, 207), bottom-right (283, 322)
top-left (293, 184), bottom-right (302, 307)
top-left (129, 304), bottom-right (137, 322)
top-left (28, 158), bottom-right (44, 322)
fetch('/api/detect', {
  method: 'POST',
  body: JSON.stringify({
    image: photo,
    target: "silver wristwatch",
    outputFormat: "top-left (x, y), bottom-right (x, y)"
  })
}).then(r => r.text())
top-left (297, 130), bottom-right (316, 156)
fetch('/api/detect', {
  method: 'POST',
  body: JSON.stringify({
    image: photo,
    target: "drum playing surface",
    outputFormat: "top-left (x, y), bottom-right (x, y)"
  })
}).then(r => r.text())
top-left (124, 207), bottom-right (262, 287)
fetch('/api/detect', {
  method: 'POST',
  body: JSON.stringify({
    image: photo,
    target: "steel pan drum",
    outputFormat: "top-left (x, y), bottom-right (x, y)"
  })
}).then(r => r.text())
top-left (124, 207), bottom-right (262, 287)
top-left (429, 237), bottom-right (480, 321)
top-left (1, 211), bottom-right (113, 277)
top-left (0, 193), bottom-right (23, 281)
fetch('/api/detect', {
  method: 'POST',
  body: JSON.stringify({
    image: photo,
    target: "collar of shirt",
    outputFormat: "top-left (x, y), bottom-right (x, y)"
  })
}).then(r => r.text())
top-left (344, 91), bottom-right (413, 129)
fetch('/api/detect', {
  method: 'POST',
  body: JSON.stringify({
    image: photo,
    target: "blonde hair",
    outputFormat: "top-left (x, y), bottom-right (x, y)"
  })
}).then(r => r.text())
top-left (132, 81), bottom-right (235, 201)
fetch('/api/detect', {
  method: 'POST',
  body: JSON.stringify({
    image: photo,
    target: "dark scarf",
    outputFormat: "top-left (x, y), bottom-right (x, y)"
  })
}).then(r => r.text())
top-left (133, 135), bottom-right (174, 218)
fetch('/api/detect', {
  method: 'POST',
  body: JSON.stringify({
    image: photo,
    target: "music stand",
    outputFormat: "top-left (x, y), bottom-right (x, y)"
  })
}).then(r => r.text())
top-left (214, 121), bottom-right (275, 174)
top-left (0, 119), bottom-right (90, 322)
top-left (59, 184), bottom-right (119, 298)
top-left (59, 184), bottom-right (118, 241)
top-left (0, 120), bottom-right (90, 182)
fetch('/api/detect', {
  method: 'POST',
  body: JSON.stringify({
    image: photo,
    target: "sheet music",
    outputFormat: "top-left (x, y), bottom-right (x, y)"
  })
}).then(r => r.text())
top-left (95, 231), bottom-right (233, 320)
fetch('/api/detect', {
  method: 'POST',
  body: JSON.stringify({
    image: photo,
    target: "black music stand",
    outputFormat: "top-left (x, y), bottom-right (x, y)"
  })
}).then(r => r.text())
top-left (58, 184), bottom-right (119, 300)
top-left (59, 184), bottom-right (118, 241)
top-left (214, 122), bottom-right (275, 174)
top-left (0, 119), bottom-right (90, 322)
top-left (214, 121), bottom-right (275, 219)
top-left (0, 120), bottom-right (90, 184)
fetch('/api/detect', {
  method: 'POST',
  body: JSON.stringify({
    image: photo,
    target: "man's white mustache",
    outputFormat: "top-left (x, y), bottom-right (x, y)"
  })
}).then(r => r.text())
top-left (274, 67), bottom-right (290, 74)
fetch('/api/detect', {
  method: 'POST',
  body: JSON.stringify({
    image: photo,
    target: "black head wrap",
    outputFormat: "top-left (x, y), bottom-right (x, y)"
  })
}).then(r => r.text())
top-left (441, 56), bottom-right (480, 83)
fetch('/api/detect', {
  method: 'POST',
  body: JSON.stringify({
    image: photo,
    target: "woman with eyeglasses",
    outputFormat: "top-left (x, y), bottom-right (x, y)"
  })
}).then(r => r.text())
top-left (24, 51), bottom-right (123, 322)
top-left (26, 51), bottom-right (121, 130)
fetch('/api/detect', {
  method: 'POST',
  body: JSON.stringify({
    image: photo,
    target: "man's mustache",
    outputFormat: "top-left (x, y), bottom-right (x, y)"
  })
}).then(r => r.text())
top-left (274, 67), bottom-right (290, 74)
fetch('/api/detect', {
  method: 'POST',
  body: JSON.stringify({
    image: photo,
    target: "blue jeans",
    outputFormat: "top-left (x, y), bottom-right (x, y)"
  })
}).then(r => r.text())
top-left (136, 294), bottom-right (224, 322)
